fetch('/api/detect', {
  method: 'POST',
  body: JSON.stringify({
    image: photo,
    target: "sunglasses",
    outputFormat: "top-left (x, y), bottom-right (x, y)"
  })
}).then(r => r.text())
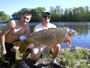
top-left (43, 15), bottom-right (50, 18)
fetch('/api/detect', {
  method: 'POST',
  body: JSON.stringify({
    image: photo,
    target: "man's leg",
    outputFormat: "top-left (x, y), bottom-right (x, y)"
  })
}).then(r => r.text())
top-left (5, 43), bottom-right (16, 66)
top-left (20, 51), bottom-right (30, 64)
top-left (51, 44), bottom-right (60, 61)
top-left (31, 47), bottom-right (41, 59)
top-left (32, 46), bottom-right (49, 59)
top-left (50, 44), bottom-right (62, 67)
top-left (20, 46), bottom-right (32, 68)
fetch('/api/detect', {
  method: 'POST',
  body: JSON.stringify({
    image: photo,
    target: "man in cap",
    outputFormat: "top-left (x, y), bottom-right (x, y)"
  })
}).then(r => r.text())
top-left (32, 11), bottom-right (62, 67)
top-left (20, 11), bottom-right (70, 68)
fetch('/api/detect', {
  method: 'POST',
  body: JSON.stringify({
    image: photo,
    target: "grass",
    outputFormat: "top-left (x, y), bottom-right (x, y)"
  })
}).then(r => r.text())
top-left (0, 34), bottom-right (90, 67)
top-left (0, 45), bottom-right (90, 68)
top-left (58, 48), bottom-right (90, 68)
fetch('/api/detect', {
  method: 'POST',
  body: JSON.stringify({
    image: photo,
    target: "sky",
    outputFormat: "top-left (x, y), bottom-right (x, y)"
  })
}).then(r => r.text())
top-left (0, 0), bottom-right (90, 16)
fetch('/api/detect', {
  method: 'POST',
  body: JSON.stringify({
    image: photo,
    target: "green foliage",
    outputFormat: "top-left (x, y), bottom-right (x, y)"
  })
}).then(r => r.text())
top-left (0, 46), bottom-right (90, 68)
top-left (12, 8), bottom-right (30, 20)
top-left (57, 48), bottom-right (90, 68)
top-left (1, 6), bottom-right (90, 23)
top-left (0, 26), bottom-right (4, 31)
top-left (50, 6), bottom-right (62, 22)
top-left (0, 11), bottom-right (10, 23)
top-left (30, 7), bottom-right (45, 22)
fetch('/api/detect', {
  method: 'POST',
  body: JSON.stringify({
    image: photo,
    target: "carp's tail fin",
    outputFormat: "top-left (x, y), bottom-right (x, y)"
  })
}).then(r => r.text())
top-left (13, 39), bottom-right (30, 53)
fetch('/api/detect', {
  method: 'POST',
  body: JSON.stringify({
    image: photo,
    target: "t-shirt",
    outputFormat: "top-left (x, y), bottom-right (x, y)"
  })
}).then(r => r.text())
top-left (34, 23), bottom-right (57, 32)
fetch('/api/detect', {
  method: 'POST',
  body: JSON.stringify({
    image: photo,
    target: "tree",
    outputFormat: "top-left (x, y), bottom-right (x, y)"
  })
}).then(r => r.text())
top-left (12, 7), bottom-right (45, 22)
top-left (0, 11), bottom-right (10, 23)
top-left (30, 7), bottom-right (45, 22)
top-left (12, 8), bottom-right (29, 19)
top-left (50, 6), bottom-right (62, 22)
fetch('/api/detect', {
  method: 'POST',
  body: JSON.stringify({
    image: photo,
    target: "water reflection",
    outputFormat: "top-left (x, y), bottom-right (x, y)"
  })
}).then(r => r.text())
top-left (55, 22), bottom-right (89, 35)
top-left (60, 22), bottom-right (90, 48)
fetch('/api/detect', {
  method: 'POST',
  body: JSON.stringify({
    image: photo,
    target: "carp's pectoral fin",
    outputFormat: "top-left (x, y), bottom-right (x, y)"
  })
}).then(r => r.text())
top-left (19, 45), bottom-right (29, 53)
top-left (67, 40), bottom-right (71, 47)
top-left (13, 39), bottom-right (30, 53)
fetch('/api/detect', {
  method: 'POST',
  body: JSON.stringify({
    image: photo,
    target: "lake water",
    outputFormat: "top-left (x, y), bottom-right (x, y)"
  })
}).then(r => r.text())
top-left (54, 22), bottom-right (90, 48)
top-left (0, 22), bottom-right (90, 48)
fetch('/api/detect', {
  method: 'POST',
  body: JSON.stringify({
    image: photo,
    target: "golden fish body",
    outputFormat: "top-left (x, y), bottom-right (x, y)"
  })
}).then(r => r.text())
top-left (13, 27), bottom-right (77, 53)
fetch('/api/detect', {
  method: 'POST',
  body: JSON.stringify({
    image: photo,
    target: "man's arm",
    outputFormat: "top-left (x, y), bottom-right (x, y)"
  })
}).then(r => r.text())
top-left (0, 20), bottom-right (16, 55)
top-left (25, 25), bottom-right (30, 39)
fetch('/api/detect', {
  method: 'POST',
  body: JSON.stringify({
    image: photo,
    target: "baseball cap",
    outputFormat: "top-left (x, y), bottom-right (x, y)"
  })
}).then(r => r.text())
top-left (41, 11), bottom-right (51, 17)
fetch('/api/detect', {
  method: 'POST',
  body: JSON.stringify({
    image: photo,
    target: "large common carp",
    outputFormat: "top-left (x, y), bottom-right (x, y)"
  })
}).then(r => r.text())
top-left (13, 27), bottom-right (77, 53)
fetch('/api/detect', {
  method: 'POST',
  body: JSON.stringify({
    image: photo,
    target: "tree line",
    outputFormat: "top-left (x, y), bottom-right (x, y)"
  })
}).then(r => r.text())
top-left (0, 6), bottom-right (90, 23)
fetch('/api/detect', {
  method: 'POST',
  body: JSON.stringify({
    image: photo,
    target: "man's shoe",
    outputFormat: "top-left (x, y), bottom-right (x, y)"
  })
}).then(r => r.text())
top-left (20, 62), bottom-right (30, 68)
top-left (51, 61), bottom-right (63, 68)
top-left (0, 59), bottom-right (10, 66)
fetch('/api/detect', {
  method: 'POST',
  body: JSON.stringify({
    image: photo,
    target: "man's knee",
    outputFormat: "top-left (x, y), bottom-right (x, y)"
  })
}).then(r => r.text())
top-left (31, 48), bottom-right (41, 59)
top-left (56, 44), bottom-right (61, 51)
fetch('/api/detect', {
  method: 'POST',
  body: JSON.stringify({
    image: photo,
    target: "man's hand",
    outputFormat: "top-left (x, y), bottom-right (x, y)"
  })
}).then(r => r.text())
top-left (1, 48), bottom-right (7, 56)
top-left (34, 41), bottom-right (40, 47)
top-left (11, 46), bottom-right (20, 52)
top-left (64, 35), bottom-right (71, 42)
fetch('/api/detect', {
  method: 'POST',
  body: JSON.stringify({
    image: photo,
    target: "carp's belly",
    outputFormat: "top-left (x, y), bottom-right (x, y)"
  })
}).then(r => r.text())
top-left (31, 30), bottom-right (68, 45)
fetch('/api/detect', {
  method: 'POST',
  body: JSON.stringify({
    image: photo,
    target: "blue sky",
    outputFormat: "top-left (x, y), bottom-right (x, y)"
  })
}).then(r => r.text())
top-left (0, 0), bottom-right (90, 16)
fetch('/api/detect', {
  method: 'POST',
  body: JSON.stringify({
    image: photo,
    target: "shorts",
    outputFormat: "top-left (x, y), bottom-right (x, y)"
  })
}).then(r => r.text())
top-left (5, 39), bottom-right (20, 65)
top-left (39, 44), bottom-right (61, 55)
top-left (5, 43), bottom-right (16, 65)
